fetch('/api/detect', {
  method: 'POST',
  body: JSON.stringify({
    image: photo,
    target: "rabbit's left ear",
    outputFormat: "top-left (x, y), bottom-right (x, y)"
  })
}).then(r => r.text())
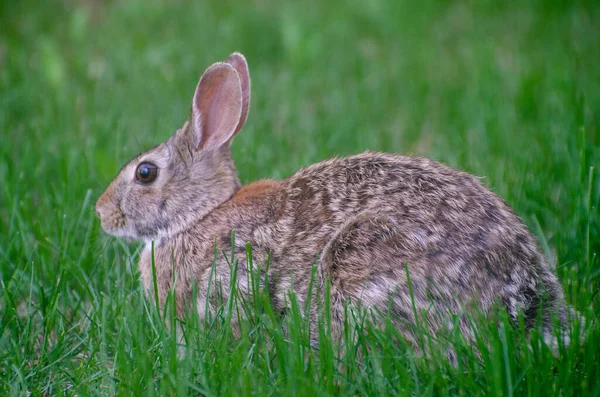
top-left (224, 52), bottom-right (251, 135)
top-left (191, 61), bottom-right (243, 151)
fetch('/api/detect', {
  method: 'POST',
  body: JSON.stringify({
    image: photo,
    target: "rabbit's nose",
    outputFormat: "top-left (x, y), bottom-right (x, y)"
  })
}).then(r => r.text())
top-left (95, 208), bottom-right (101, 219)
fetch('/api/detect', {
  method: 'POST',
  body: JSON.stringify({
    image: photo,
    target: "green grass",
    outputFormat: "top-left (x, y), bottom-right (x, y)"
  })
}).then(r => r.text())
top-left (1, 0), bottom-right (599, 395)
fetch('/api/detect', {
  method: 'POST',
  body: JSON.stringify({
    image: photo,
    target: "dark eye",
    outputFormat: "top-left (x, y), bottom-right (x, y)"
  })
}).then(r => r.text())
top-left (135, 162), bottom-right (158, 184)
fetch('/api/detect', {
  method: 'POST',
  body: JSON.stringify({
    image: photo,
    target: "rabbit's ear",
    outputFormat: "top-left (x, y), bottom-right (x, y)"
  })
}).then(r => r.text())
top-left (191, 62), bottom-right (243, 151)
top-left (224, 52), bottom-right (251, 135)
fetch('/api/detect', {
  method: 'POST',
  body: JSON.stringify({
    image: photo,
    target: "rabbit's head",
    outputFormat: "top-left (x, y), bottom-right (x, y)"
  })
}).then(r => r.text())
top-left (96, 53), bottom-right (251, 242)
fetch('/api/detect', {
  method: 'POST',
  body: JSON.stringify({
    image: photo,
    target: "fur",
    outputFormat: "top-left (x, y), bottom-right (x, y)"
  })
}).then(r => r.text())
top-left (96, 53), bottom-right (569, 348)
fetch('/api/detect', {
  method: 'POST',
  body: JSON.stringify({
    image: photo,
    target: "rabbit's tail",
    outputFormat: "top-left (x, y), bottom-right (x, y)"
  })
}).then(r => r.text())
top-left (542, 304), bottom-right (586, 353)
top-left (537, 264), bottom-right (586, 353)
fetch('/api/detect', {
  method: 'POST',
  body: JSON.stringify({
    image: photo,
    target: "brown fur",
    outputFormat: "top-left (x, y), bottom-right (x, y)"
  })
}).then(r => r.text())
top-left (229, 180), bottom-right (281, 205)
top-left (96, 53), bottom-right (570, 349)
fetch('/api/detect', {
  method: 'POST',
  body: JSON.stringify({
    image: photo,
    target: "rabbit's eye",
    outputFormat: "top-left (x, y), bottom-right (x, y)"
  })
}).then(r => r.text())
top-left (135, 162), bottom-right (158, 184)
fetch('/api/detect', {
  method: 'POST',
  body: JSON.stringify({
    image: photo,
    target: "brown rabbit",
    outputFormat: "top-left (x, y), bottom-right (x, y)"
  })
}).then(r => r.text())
top-left (96, 52), bottom-right (570, 349)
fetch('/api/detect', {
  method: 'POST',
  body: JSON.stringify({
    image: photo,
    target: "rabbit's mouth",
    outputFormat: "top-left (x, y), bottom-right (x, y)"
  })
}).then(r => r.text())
top-left (97, 206), bottom-right (130, 237)
top-left (95, 194), bottom-right (135, 239)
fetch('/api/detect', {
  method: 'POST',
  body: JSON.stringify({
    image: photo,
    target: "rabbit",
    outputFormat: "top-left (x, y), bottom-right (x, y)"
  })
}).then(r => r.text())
top-left (96, 52), bottom-right (571, 350)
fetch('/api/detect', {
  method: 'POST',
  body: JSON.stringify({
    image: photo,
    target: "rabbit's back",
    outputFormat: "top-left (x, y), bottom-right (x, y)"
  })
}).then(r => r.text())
top-left (268, 152), bottom-right (566, 340)
top-left (278, 151), bottom-right (523, 259)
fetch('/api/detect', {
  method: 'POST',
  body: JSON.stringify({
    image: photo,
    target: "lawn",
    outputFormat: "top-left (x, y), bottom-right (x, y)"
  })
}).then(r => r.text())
top-left (1, 0), bottom-right (599, 395)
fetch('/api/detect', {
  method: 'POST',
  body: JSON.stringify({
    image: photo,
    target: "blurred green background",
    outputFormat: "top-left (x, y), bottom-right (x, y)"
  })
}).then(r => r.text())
top-left (0, 0), bottom-right (599, 394)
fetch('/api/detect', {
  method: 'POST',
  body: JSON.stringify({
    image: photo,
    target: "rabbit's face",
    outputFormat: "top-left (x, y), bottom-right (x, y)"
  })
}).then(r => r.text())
top-left (96, 142), bottom-right (175, 241)
top-left (96, 52), bottom-right (251, 243)
top-left (96, 127), bottom-right (241, 242)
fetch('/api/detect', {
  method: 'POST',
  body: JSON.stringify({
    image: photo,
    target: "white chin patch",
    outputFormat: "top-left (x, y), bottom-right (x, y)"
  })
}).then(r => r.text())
top-left (117, 228), bottom-right (140, 241)
top-left (103, 223), bottom-right (137, 240)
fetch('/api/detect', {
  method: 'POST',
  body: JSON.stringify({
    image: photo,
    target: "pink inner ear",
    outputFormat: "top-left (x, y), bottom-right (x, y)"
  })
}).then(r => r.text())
top-left (192, 63), bottom-right (243, 151)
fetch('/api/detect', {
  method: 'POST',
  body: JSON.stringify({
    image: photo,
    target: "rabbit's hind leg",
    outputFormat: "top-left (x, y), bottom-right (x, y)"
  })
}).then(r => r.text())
top-left (316, 213), bottom-right (478, 360)
top-left (316, 212), bottom-right (416, 343)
